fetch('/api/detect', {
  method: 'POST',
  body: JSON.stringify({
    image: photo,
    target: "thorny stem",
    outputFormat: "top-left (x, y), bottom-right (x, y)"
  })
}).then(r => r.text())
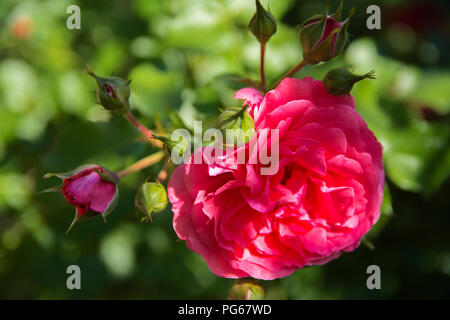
top-left (118, 152), bottom-right (165, 179)
top-left (124, 112), bottom-right (163, 148)
top-left (270, 60), bottom-right (308, 90)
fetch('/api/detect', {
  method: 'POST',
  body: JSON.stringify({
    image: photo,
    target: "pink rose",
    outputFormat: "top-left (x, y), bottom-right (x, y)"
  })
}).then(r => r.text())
top-left (168, 77), bottom-right (384, 280)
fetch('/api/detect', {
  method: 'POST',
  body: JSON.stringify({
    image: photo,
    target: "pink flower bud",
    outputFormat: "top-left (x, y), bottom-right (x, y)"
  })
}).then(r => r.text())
top-left (43, 165), bottom-right (119, 233)
top-left (299, 2), bottom-right (354, 64)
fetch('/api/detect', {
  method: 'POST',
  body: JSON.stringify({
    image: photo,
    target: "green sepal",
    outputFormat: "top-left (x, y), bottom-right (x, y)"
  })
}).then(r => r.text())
top-left (93, 167), bottom-right (120, 185)
top-left (37, 184), bottom-right (63, 194)
top-left (323, 67), bottom-right (375, 96)
top-left (331, 0), bottom-right (343, 20)
top-left (299, 10), bottom-right (328, 56)
top-left (362, 237), bottom-right (375, 251)
top-left (101, 184), bottom-right (119, 223)
top-left (332, 7), bottom-right (355, 56)
top-left (154, 134), bottom-right (190, 159)
top-left (43, 164), bottom-right (99, 180)
top-left (66, 210), bottom-right (100, 234)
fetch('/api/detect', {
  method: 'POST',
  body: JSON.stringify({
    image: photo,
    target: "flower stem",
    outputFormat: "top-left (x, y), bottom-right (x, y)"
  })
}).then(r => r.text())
top-left (260, 42), bottom-right (266, 92)
top-left (270, 59), bottom-right (308, 90)
top-left (124, 112), bottom-right (162, 148)
top-left (118, 152), bottom-right (165, 179)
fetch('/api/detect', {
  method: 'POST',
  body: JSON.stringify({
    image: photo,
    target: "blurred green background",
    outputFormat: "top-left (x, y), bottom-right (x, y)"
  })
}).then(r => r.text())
top-left (0, 0), bottom-right (449, 299)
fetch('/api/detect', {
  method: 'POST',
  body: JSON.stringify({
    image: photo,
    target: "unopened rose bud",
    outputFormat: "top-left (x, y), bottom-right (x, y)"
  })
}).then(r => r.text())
top-left (248, 0), bottom-right (277, 44)
top-left (228, 280), bottom-right (265, 300)
top-left (86, 65), bottom-right (131, 114)
top-left (323, 67), bottom-right (375, 95)
top-left (135, 181), bottom-right (168, 223)
top-left (299, 2), bottom-right (354, 64)
top-left (43, 165), bottom-right (119, 233)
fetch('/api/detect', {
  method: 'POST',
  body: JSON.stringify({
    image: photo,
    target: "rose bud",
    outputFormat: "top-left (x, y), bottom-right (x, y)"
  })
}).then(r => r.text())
top-left (248, 0), bottom-right (277, 44)
top-left (43, 165), bottom-right (119, 233)
top-left (299, 2), bottom-right (354, 64)
top-left (135, 181), bottom-right (168, 223)
top-left (323, 67), bottom-right (375, 96)
top-left (228, 280), bottom-right (265, 300)
top-left (86, 65), bottom-right (131, 114)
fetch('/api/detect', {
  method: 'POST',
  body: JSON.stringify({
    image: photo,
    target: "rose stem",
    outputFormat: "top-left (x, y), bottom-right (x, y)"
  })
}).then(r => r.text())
top-left (118, 151), bottom-right (165, 179)
top-left (260, 42), bottom-right (267, 92)
top-left (124, 112), bottom-right (162, 148)
top-left (270, 59), bottom-right (308, 90)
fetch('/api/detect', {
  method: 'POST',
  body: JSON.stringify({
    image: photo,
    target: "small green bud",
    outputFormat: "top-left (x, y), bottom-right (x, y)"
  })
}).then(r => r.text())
top-left (323, 67), bottom-right (375, 96)
top-left (299, 2), bottom-right (354, 64)
top-left (228, 280), bottom-right (265, 300)
top-left (86, 65), bottom-right (131, 114)
top-left (135, 180), bottom-right (168, 223)
top-left (248, 0), bottom-right (277, 44)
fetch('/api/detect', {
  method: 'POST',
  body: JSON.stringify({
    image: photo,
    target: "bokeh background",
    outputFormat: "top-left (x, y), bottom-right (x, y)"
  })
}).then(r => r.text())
top-left (0, 0), bottom-right (449, 299)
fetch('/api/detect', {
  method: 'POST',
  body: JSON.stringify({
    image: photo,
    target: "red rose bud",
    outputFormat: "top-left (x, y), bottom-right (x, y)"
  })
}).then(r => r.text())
top-left (43, 165), bottom-right (119, 233)
top-left (299, 2), bottom-right (354, 64)
top-left (135, 181), bottom-right (168, 223)
top-left (248, 0), bottom-right (277, 44)
top-left (323, 67), bottom-right (375, 96)
top-left (228, 280), bottom-right (265, 300)
top-left (86, 65), bottom-right (131, 114)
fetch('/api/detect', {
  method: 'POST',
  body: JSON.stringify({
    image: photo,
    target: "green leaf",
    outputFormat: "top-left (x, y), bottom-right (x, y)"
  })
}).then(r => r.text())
top-left (216, 106), bottom-right (255, 146)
